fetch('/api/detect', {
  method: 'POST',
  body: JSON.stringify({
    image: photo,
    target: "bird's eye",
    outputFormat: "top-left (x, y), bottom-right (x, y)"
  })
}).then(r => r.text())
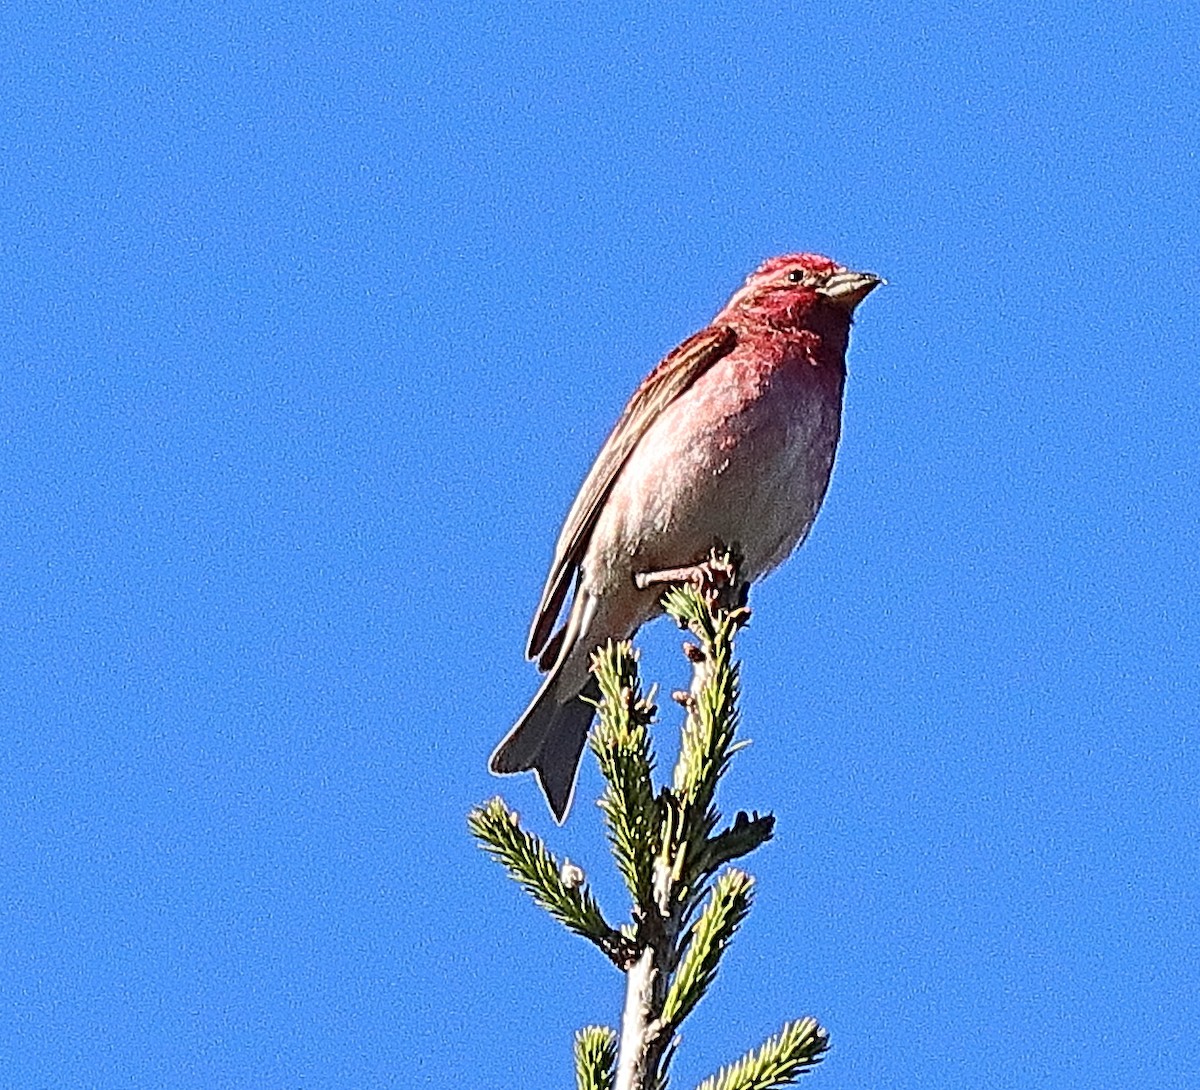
top-left (787, 269), bottom-right (806, 284)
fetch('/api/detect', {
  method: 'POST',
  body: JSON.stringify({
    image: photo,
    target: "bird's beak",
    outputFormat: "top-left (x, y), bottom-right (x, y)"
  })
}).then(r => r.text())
top-left (819, 270), bottom-right (884, 312)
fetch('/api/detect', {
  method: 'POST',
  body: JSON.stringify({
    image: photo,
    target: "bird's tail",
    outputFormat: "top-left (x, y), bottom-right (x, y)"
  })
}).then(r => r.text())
top-left (490, 670), bottom-right (598, 823)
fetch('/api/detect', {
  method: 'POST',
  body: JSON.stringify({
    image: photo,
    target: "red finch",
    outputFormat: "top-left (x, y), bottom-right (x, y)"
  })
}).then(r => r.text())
top-left (491, 253), bottom-right (881, 821)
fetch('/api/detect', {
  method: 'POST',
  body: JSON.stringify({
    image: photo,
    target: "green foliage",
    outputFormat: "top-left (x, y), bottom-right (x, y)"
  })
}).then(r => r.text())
top-left (471, 552), bottom-right (829, 1090)
top-left (575, 1025), bottom-right (618, 1090)
top-left (662, 868), bottom-right (754, 1030)
top-left (467, 796), bottom-right (635, 967)
top-left (692, 1018), bottom-right (830, 1090)
top-left (589, 639), bottom-right (661, 906)
top-left (701, 811), bottom-right (776, 874)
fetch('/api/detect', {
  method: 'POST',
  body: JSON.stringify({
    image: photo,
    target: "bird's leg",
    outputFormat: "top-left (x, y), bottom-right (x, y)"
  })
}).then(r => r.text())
top-left (633, 563), bottom-right (711, 591)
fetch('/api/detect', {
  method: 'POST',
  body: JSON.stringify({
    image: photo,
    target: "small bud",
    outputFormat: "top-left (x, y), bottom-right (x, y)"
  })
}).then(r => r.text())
top-left (560, 858), bottom-right (585, 890)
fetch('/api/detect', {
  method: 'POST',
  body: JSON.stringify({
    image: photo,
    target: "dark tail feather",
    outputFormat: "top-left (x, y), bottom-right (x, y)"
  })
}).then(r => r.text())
top-left (490, 674), bottom-right (599, 823)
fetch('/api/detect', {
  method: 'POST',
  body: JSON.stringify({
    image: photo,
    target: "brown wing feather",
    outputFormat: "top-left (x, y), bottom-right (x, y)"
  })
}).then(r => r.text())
top-left (526, 324), bottom-right (738, 661)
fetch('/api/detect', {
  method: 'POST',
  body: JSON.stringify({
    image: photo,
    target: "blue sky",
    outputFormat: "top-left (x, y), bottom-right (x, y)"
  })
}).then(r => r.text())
top-left (2, 2), bottom-right (1198, 1087)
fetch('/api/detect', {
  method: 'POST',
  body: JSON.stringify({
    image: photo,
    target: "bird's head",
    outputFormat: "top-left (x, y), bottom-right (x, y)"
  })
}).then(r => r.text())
top-left (720, 253), bottom-right (882, 332)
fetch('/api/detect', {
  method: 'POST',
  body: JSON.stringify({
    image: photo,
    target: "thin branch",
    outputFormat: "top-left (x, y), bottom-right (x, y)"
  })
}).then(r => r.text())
top-left (475, 548), bottom-right (830, 1090)
top-left (469, 797), bottom-right (636, 967)
top-left (614, 551), bottom-right (754, 1090)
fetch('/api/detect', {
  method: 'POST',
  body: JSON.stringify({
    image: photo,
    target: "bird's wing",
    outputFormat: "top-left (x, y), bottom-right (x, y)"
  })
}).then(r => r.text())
top-left (526, 324), bottom-right (738, 661)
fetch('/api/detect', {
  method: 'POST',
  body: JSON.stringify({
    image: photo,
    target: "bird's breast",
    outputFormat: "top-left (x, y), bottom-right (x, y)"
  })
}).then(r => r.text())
top-left (584, 342), bottom-right (845, 593)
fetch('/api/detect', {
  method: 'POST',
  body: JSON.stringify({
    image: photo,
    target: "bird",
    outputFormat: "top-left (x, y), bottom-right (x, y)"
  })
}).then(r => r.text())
top-left (490, 253), bottom-right (881, 821)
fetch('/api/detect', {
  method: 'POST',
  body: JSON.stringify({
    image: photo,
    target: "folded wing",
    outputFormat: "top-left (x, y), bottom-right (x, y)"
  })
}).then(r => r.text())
top-left (526, 324), bottom-right (738, 664)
